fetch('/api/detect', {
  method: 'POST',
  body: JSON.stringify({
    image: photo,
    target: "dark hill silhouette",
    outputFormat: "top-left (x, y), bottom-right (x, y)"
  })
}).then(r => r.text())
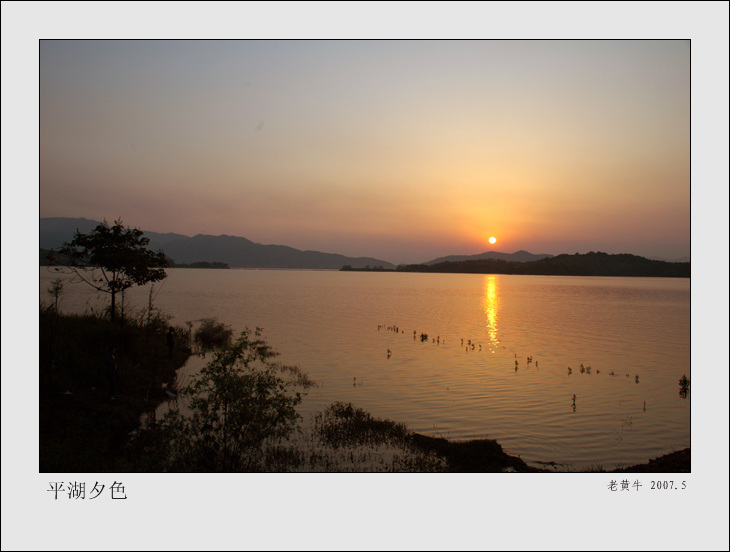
top-left (398, 251), bottom-right (689, 278)
top-left (40, 217), bottom-right (189, 251)
top-left (424, 249), bottom-right (553, 265)
top-left (40, 218), bottom-right (394, 269)
top-left (40, 217), bottom-right (99, 250)
top-left (161, 233), bottom-right (394, 269)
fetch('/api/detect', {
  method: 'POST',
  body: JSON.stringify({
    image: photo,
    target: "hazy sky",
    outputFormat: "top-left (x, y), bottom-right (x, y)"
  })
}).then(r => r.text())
top-left (40, 39), bottom-right (690, 264)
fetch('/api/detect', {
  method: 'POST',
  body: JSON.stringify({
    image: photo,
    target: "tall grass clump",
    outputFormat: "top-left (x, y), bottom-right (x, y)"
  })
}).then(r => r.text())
top-left (194, 317), bottom-right (233, 351)
top-left (271, 402), bottom-right (449, 472)
top-left (316, 402), bottom-right (411, 448)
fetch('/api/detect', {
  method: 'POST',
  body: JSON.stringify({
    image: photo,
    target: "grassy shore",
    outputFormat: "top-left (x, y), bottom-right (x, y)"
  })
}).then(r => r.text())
top-left (39, 309), bottom-right (689, 473)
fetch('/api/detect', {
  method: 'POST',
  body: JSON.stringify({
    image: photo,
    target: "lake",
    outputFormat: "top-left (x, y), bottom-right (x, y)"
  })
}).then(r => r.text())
top-left (40, 267), bottom-right (691, 470)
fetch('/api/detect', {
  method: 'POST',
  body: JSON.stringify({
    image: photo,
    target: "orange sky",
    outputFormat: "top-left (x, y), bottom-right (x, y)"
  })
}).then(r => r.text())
top-left (37, 38), bottom-right (692, 264)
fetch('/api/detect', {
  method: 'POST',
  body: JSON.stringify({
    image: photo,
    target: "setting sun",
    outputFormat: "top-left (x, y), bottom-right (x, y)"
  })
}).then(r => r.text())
top-left (489, 237), bottom-right (497, 245)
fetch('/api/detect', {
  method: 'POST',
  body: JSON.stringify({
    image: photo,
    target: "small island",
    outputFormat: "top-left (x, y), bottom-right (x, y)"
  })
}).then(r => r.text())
top-left (340, 264), bottom-right (392, 272)
top-left (169, 261), bottom-right (230, 269)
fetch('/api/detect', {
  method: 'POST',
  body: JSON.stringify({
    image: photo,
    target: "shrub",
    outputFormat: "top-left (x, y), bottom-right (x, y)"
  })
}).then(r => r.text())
top-left (158, 328), bottom-right (313, 471)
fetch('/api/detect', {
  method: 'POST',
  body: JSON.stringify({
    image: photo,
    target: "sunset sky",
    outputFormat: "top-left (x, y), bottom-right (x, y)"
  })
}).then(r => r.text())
top-left (39, 39), bottom-right (690, 263)
top-left (38, 39), bottom-right (693, 264)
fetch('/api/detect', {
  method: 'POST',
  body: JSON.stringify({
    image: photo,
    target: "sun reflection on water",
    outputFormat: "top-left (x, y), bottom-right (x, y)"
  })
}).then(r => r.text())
top-left (483, 275), bottom-right (500, 345)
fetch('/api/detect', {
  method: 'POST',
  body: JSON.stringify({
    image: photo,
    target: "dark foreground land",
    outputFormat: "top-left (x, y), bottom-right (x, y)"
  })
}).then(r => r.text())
top-left (39, 310), bottom-right (689, 473)
top-left (39, 308), bottom-right (192, 472)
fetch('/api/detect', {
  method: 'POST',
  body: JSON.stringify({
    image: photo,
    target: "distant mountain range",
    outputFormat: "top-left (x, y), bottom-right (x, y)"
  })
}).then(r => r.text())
top-left (424, 250), bottom-right (554, 265)
top-left (39, 218), bottom-right (395, 270)
top-left (39, 217), bottom-right (690, 270)
top-left (424, 251), bottom-right (690, 265)
top-left (398, 252), bottom-right (690, 278)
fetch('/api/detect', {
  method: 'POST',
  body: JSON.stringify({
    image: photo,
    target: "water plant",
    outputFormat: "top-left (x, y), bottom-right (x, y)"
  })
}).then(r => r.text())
top-left (678, 374), bottom-right (690, 399)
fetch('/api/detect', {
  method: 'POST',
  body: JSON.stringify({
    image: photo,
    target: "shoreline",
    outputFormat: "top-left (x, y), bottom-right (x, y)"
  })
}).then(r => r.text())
top-left (407, 433), bottom-right (690, 473)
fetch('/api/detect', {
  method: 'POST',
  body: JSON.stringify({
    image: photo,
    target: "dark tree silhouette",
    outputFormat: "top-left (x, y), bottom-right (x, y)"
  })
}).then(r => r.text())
top-left (54, 219), bottom-right (169, 322)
